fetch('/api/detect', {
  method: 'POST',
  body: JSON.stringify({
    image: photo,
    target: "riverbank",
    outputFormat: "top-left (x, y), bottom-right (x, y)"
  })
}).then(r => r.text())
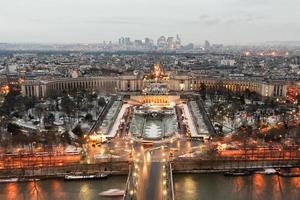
top-left (0, 158), bottom-right (300, 179)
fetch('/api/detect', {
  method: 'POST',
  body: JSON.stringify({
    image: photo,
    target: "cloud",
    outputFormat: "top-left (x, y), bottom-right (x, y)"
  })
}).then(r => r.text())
top-left (84, 17), bottom-right (141, 25)
top-left (225, 14), bottom-right (265, 24)
top-left (194, 13), bottom-right (265, 26)
top-left (196, 15), bottom-right (222, 26)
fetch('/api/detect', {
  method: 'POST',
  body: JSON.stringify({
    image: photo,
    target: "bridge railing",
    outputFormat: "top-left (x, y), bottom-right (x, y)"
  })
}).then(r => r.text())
top-left (169, 162), bottom-right (175, 200)
top-left (161, 162), bottom-right (175, 200)
top-left (123, 164), bottom-right (136, 200)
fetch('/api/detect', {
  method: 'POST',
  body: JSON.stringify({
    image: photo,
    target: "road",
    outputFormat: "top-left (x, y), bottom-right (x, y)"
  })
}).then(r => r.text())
top-left (130, 145), bottom-right (168, 200)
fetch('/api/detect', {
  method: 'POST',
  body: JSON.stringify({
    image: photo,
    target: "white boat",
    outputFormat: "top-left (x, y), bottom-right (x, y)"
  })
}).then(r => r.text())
top-left (64, 175), bottom-right (94, 180)
top-left (64, 173), bottom-right (108, 181)
top-left (0, 178), bottom-right (18, 183)
top-left (257, 168), bottom-right (277, 175)
top-left (99, 189), bottom-right (125, 197)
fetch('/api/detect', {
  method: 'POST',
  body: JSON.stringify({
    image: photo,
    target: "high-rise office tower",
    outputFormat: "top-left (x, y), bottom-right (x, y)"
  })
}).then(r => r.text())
top-left (176, 34), bottom-right (181, 47)
top-left (157, 36), bottom-right (167, 48)
top-left (204, 40), bottom-right (210, 50)
top-left (167, 37), bottom-right (175, 49)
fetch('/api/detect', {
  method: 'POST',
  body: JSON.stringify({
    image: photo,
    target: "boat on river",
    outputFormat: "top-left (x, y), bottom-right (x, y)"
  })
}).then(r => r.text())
top-left (256, 168), bottom-right (277, 175)
top-left (224, 170), bottom-right (251, 176)
top-left (0, 177), bottom-right (40, 183)
top-left (0, 178), bottom-right (18, 183)
top-left (99, 189), bottom-right (125, 197)
top-left (64, 173), bottom-right (108, 181)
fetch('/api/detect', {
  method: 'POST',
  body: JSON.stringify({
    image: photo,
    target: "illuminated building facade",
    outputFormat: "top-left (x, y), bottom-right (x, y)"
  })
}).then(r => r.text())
top-left (21, 65), bottom-right (295, 99)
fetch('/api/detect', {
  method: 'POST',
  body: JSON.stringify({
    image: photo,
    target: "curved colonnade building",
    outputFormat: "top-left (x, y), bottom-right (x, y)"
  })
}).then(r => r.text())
top-left (21, 73), bottom-right (289, 99)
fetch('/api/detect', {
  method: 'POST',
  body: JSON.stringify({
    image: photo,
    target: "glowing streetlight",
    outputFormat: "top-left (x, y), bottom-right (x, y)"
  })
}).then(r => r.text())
top-left (163, 190), bottom-right (167, 195)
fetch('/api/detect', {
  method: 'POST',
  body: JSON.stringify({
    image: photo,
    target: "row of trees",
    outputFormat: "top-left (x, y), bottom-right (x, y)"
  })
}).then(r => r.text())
top-left (201, 84), bottom-right (299, 137)
top-left (0, 89), bottom-right (107, 148)
top-left (0, 90), bottom-right (38, 117)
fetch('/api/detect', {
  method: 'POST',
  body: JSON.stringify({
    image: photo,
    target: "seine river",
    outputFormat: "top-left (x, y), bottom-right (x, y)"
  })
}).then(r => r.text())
top-left (0, 174), bottom-right (299, 200)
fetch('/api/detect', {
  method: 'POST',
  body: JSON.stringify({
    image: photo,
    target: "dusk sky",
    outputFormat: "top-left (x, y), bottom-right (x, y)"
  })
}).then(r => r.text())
top-left (0, 0), bottom-right (299, 44)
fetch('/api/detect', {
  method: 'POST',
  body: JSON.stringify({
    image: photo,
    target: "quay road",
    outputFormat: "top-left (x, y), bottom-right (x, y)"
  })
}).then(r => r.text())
top-left (0, 152), bottom-right (80, 169)
top-left (219, 147), bottom-right (300, 160)
top-left (1, 140), bottom-right (299, 171)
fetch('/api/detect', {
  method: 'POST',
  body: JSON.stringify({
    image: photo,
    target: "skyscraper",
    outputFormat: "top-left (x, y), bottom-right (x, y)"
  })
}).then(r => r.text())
top-left (157, 36), bottom-right (167, 48)
top-left (167, 37), bottom-right (175, 49)
top-left (144, 38), bottom-right (154, 48)
top-left (176, 34), bottom-right (181, 47)
top-left (204, 40), bottom-right (210, 50)
top-left (118, 37), bottom-right (131, 46)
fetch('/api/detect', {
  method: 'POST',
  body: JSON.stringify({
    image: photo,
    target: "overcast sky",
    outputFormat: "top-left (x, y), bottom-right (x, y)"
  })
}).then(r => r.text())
top-left (0, 0), bottom-right (299, 44)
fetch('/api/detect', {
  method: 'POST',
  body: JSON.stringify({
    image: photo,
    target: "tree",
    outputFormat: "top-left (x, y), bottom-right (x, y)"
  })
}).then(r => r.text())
top-left (72, 124), bottom-right (84, 138)
top-left (264, 97), bottom-right (276, 108)
top-left (0, 90), bottom-right (21, 115)
top-left (244, 88), bottom-right (251, 98)
top-left (296, 94), bottom-right (300, 106)
top-left (61, 95), bottom-right (75, 116)
top-left (239, 94), bottom-right (246, 105)
top-left (61, 131), bottom-right (71, 144)
top-left (35, 103), bottom-right (45, 122)
top-left (23, 96), bottom-right (37, 110)
top-left (48, 90), bottom-right (60, 99)
top-left (85, 113), bottom-right (93, 122)
top-left (208, 105), bottom-right (217, 121)
top-left (7, 123), bottom-right (22, 135)
top-left (87, 92), bottom-right (97, 102)
top-left (7, 123), bottom-right (31, 145)
top-left (44, 129), bottom-right (57, 146)
top-left (98, 97), bottom-right (107, 107)
top-left (199, 83), bottom-right (207, 101)
top-left (45, 113), bottom-right (55, 125)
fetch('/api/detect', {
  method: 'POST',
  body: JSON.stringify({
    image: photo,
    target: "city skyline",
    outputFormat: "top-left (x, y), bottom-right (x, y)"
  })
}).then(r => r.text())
top-left (0, 1), bottom-right (300, 200)
top-left (1, 0), bottom-right (300, 44)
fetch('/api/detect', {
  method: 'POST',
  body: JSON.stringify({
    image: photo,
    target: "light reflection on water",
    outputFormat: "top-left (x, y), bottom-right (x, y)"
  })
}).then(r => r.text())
top-left (183, 176), bottom-right (197, 196)
top-left (252, 174), bottom-right (266, 199)
top-left (4, 183), bottom-right (19, 200)
top-left (27, 181), bottom-right (46, 200)
top-left (0, 174), bottom-right (299, 200)
top-left (0, 176), bottom-right (127, 200)
top-left (174, 174), bottom-right (300, 200)
top-left (50, 180), bottom-right (65, 199)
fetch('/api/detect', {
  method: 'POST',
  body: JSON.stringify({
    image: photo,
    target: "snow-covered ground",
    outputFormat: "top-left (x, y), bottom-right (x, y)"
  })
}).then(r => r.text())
top-left (98, 101), bottom-right (122, 135)
top-left (107, 104), bottom-right (130, 138)
top-left (189, 101), bottom-right (209, 135)
top-left (181, 104), bottom-right (199, 137)
top-left (13, 119), bottom-right (45, 131)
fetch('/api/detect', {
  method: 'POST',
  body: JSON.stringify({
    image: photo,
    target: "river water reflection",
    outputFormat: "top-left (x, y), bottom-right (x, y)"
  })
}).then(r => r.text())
top-left (0, 175), bottom-right (127, 200)
top-left (174, 173), bottom-right (300, 200)
top-left (0, 174), bottom-right (299, 200)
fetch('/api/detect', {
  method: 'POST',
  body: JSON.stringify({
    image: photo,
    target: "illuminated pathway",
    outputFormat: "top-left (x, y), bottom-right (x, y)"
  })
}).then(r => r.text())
top-left (125, 145), bottom-right (174, 200)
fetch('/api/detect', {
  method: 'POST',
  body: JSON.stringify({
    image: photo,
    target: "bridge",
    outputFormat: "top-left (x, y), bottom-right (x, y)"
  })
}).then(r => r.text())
top-left (123, 146), bottom-right (175, 200)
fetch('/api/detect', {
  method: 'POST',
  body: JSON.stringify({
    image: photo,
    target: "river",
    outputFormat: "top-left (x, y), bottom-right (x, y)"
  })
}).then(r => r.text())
top-left (174, 173), bottom-right (300, 200)
top-left (0, 174), bottom-right (299, 200)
